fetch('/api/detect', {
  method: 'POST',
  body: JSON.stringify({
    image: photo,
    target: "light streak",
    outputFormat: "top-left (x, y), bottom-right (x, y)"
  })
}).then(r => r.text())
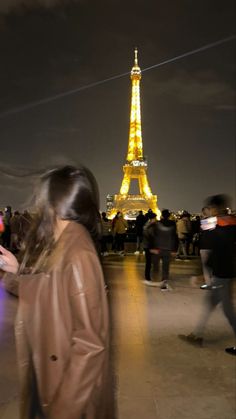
top-left (0, 34), bottom-right (235, 119)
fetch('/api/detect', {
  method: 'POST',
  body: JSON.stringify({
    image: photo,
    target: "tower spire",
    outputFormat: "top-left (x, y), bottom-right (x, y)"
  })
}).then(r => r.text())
top-left (134, 47), bottom-right (138, 66)
top-left (126, 47), bottom-right (143, 163)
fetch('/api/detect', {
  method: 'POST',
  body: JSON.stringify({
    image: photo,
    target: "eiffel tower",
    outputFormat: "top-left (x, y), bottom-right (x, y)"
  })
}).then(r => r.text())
top-left (107, 49), bottom-right (159, 219)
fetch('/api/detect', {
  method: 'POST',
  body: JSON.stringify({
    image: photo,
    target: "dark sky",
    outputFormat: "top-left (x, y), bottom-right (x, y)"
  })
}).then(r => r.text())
top-left (0, 0), bottom-right (235, 213)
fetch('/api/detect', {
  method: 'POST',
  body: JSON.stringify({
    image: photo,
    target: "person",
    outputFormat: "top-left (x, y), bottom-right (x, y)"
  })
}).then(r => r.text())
top-left (198, 207), bottom-right (213, 289)
top-left (101, 212), bottom-right (112, 256)
top-left (134, 210), bottom-right (146, 255)
top-left (144, 208), bottom-right (154, 223)
top-left (111, 212), bottom-right (120, 252)
top-left (0, 165), bottom-right (114, 418)
top-left (176, 211), bottom-right (191, 260)
top-left (154, 209), bottom-right (177, 290)
top-left (142, 212), bottom-right (159, 285)
top-left (113, 212), bottom-right (128, 256)
top-left (179, 195), bottom-right (236, 356)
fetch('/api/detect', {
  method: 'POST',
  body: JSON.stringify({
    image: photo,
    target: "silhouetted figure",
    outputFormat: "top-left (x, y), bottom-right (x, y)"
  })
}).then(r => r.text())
top-left (101, 212), bottom-right (112, 255)
top-left (143, 213), bottom-right (159, 284)
top-left (134, 210), bottom-right (146, 254)
top-left (155, 209), bottom-right (177, 290)
top-left (176, 211), bottom-right (191, 260)
top-left (113, 213), bottom-right (128, 256)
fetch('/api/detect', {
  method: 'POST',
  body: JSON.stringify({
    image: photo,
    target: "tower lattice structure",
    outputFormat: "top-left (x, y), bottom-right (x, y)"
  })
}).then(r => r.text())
top-left (108, 49), bottom-right (159, 219)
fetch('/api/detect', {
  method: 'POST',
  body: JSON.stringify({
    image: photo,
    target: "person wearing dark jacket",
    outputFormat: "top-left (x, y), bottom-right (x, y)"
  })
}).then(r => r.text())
top-left (142, 213), bottom-right (159, 285)
top-left (155, 209), bottom-right (177, 290)
top-left (179, 195), bottom-right (236, 355)
top-left (134, 210), bottom-right (146, 254)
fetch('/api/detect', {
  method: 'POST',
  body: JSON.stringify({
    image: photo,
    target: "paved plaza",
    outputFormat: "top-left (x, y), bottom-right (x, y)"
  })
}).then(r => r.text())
top-left (0, 255), bottom-right (235, 419)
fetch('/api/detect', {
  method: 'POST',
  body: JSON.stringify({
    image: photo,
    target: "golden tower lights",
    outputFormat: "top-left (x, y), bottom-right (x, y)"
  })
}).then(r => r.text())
top-left (108, 49), bottom-right (159, 219)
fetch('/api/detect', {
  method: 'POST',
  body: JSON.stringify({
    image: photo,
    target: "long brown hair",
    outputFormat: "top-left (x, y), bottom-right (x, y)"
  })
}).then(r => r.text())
top-left (20, 165), bottom-right (101, 273)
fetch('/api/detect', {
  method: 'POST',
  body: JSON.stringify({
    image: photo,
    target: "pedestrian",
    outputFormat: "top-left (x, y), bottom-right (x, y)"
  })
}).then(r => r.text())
top-left (176, 211), bottom-right (191, 261)
top-left (154, 209), bottom-right (178, 290)
top-left (144, 208), bottom-right (154, 223)
top-left (113, 212), bottom-right (128, 256)
top-left (0, 165), bottom-right (114, 418)
top-left (111, 212), bottom-right (120, 252)
top-left (199, 207), bottom-right (214, 289)
top-left (134, 210), bottom-right (146, 255)
top-left (101, 211), bottom-right (112, 256)
top-left (179, 194), bottom-right (236, 356)
top-left (142, 212), bottom-right (159, 285)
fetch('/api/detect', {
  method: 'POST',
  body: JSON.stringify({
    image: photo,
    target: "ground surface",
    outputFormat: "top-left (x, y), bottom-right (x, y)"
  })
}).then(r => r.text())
top-left (0, 254), bottom-right (235, 419)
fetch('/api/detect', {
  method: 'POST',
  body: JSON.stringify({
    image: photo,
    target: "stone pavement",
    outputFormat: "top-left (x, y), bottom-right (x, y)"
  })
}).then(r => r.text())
top-left (0, 255), bottom-right (235, 418)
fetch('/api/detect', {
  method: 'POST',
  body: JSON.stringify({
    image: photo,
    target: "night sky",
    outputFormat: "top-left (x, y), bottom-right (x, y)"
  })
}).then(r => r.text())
top-left (0, 0), bottom-right (235, 213)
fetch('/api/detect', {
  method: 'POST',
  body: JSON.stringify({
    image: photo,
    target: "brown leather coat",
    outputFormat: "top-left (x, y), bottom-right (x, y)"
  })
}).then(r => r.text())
top-left (4, 222), bottom-right (114, 419)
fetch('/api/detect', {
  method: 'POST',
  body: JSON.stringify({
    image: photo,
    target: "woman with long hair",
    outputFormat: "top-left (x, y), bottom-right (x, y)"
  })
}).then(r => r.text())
top-left (0, 165), bottom-right (114, 419)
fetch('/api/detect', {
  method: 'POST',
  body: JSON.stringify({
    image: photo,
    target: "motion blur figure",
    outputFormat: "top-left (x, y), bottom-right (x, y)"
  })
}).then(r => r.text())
top-left (0, 165), bottom-right (115, 418)
top-left (199, 207), bottom-right (213, 289)
top-left (179, 195), bottom-right (236, 355)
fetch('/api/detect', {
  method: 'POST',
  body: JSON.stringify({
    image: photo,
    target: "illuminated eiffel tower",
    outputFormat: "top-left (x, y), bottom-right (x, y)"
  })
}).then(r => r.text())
top-left (107, 49), bottom-right (159, 219)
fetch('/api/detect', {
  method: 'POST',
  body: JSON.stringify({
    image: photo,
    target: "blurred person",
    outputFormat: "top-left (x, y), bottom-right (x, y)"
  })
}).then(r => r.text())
top-left (176, 211), bottom-right (191, 261)
top-left (113, 212), bottom-right (128, 256)
top-left (101, 212), bottom-right (112, 256)
top-left (199, 207), bottom-right (214, 290)
top-left (142, 213), bottom-right (159, 285)
top-left (179, 195), bottom-right (236, 355)
top-left (134, 210), bottom-right (146, 255)
top-left (0, 165), bottom-right (114, 419)
top-left (153, 209), bottom-right (178, 290)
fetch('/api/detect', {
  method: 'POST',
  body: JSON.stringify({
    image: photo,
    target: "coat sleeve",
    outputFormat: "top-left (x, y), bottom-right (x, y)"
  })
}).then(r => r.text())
top-left (48, 251), bottom-right (109, 419)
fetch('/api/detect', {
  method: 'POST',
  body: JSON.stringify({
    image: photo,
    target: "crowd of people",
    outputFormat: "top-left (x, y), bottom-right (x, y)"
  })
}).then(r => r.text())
top-left (0, 206), bottom-right (32, 252)
top-left (100, 208), bottom-right (205, 258)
